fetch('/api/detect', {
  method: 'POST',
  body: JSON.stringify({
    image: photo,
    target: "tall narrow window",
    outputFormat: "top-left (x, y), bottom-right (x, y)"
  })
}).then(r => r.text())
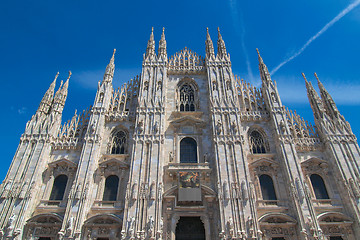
top-left (179, 84), bottom-right (195, 112)
top-left (259, 174), bottom-right (277, 200)
top-left (249, 130), bottom-right (268, 154)
top-left (49, 175), bottom-right (68, 201)
top-left (110, 130), bottom-right (127, 154)
top-left (180, 137), bottom-right (197, 163)
top-left (310, 174), bottom-right (329, 199)
top-left (103, 175), bottom-right (119, 201)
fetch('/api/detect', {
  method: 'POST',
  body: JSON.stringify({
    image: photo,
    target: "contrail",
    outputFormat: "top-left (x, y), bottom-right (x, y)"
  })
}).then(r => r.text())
top-left (229, 0), bottom-right (255, 83)
top-left (271, 0), bottom-right (360, 75)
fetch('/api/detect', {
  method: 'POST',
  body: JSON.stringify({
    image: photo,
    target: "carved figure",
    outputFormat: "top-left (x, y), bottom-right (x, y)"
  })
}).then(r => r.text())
top-left (169, 152), bottom-right (173, 162)
top-left (216, 120), bottom-right (222, 134)
top-left (137, 120), bottom-right (144, 134)
top-left (203, 152), bottom-right (208, 162)
top-left (153, 121), bottom-right (159, 134)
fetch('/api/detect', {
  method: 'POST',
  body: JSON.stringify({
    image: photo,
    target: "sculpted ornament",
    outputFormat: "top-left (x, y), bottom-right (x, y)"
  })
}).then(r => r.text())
top-left (227, 218), bottom-right (234, 237)
top-left (216, 120), bottom-right (222, 135)
top-left (137, 120), bottom-right (144, 134)
top-left (169, 152), bottom-right (173, 162)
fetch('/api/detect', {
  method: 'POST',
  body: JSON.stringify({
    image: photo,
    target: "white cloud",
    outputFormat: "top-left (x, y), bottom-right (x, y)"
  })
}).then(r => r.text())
top-left (17, 107), bottom-right (27, 115)
top-left (271, 0), bottom-right (360, 75)
top-left (72, 68), bottom-right (141, 89)
top-left (274, 75), bottom-right (360, 105)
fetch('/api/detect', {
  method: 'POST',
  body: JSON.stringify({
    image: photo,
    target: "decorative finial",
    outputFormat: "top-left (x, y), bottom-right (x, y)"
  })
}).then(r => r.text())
top-left (314, 72), bottom-right (320, 82)
top-left (162, 27), bottom-right (165, 34)
top-left (67, 71), bottom-right (72, 80)
top-left (113, 48), bottom-right (116, 56)
top-left (302, 73), bottom-right (308, 83)
top-left (54, 72), bottom-right (59, 80)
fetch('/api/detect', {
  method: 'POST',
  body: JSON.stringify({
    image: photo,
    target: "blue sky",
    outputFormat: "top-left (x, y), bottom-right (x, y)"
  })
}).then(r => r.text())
top-left (0, 0), bottom-right (359, 180)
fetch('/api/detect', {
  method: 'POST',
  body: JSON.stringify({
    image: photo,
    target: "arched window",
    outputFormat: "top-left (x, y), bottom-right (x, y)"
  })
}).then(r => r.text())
top-left (103, 175), bottom-right (119, 201)
top-left (310, 174), bottom-right (329, 199)
top-left (249, 130), bottom-right (268, 154)
top-left (180, 137), bottom-right (197, 163)
top-left (179, 84), bottom-right (195, 111)
top-left (49, 175), bottom-right (68, 201)
top-left (110, 130), bottom-right (127, 154)
top-left (259, 174), bottom-right (277, 200)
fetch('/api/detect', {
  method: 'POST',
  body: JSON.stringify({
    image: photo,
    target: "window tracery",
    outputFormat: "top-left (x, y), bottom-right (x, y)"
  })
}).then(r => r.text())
top-left (109, 130), bottom-right (127, 154)
top-left (249, 129), bottom-right (270, 154)
top-left (179, 84), bottom-right (196, 112)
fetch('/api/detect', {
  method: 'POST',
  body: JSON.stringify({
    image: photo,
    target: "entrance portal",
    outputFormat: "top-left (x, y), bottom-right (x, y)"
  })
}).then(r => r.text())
top-left (175, 217), bottom-right (205, 240)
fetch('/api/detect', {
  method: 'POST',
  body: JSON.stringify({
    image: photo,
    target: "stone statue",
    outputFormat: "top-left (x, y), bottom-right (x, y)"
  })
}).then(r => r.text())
top-left (203, 152), bottom-right (208, 162)
top-left (216, 120), bottom-right (222, 134)
top-left (169, 152), bottom-right (173, 162)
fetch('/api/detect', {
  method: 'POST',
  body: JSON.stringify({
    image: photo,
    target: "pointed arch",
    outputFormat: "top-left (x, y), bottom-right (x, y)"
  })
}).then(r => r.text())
top-left (248, 128), bottom-right (270, 154)
top-left (177, 78), bottom-right (199, 112)
top-left (109, 128), bottom-right (128, 154)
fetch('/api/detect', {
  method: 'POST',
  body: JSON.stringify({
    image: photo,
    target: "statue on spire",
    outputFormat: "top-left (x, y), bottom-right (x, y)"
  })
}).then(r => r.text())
top-left (146, 27), bottom-right (155, 59)
top-left (205, 27), bottom-right (215, 58)
top-left (217, 27), bottom-right (227, 59)
top-left (315, 73), bottom-right (339, 119)
top-left (158, 27), bottom-right (167, 59)
top-left (103, 49), bottom-right (116, 83)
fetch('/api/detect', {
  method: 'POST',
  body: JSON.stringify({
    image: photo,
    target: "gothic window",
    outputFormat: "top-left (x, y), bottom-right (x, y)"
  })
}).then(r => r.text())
top-left (110, 130), bottom-right (127, 154)
top-left (310, 174), bottom-right (330, 199)
top-left (49, 175), bottom-right (68, 201)
top-left (179, 84), bottom-right (195, 111)
top-left (180, 137), bottom-right (197, 163)
top-left (103, 175), bottom-right (119, 201)
top-left (249, 130), bottom-right (269, 154)
top-left (259, 174), bottom-right (277, 200)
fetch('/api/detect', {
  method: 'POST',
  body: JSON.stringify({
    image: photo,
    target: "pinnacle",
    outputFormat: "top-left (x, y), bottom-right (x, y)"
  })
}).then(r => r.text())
top-left (217, 27), bottom-right (222, 39)
top-left (150, 27), bottom-right (154, 41)
top-left (302, 73), bottom-right (308, 83)
top-left (256, 48), bottom-right (264, 64)
top-left (67, 71), bottom-right (72, 81)
top-left (111, 49), bottom-right (116, 60)
top-left (314, 72), bottom-right (323, 89)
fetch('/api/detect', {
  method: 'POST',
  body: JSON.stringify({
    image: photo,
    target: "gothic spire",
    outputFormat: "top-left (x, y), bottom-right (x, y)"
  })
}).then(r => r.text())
top-left (146, 27), bottom-right (155, 59)
top-left (256, 48), bottom-right (272, 85)
top-left (103, 49), bottom-right (116, 83)
top-left (205, 27), bottom-right (215, 58)
top-left (315, 73), bottom-right (339, 119)
top-left (158, 27), bottom-right (167, 58)
top-left (303, 73), bottom-right (324, 120)
top-left (37, 72), bottom-right (58, 114)
top-left (52, 71), bottom-right (71, 114)
top-left (217, 27), bottom-right (227, 59)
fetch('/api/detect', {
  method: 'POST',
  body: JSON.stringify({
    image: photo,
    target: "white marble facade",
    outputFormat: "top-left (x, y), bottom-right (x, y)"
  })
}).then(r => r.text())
top-left (0, 28), bottom-right (360, 240)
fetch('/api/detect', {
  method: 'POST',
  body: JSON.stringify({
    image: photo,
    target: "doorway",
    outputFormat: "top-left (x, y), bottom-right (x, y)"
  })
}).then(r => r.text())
top-left (175, 216), bottom-right (205, 240)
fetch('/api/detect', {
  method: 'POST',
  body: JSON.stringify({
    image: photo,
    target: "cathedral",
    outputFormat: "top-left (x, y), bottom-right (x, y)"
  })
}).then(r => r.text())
top-left (1, 27), bottom-right (360, 240)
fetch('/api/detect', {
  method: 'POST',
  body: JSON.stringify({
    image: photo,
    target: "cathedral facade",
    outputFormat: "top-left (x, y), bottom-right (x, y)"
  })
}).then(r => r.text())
top-left (0, 28), bottom-right (360, 240)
